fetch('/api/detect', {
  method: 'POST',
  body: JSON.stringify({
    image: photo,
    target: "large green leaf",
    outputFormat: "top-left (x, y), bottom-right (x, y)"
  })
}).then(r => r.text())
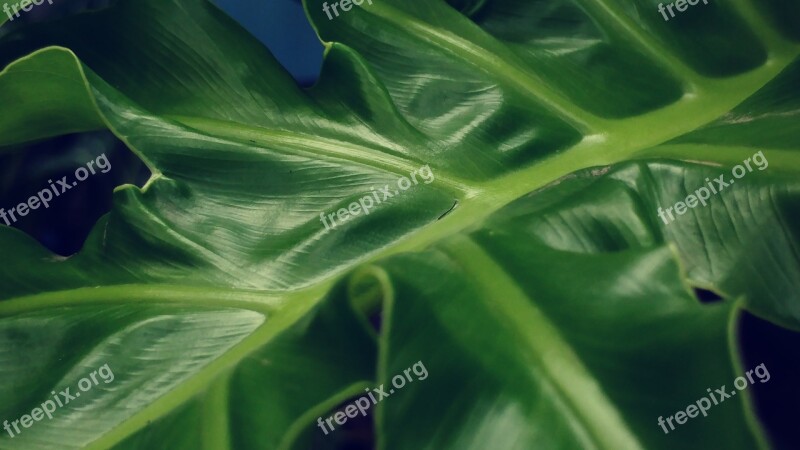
top-left (0, 0), bottom-right (799, 448)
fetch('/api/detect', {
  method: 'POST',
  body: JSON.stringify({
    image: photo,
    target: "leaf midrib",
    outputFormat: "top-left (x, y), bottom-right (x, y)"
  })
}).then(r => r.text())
top-left (441, 236), bottom-right (643, 450)
top-left (0, 283), bottom-right (310, 316)
top-left (361, 48), bottom-right (800, 282)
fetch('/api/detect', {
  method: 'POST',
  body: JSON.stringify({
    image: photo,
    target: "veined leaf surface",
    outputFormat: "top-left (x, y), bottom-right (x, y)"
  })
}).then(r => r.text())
top-left (0, 0), bottom-right (799, 448)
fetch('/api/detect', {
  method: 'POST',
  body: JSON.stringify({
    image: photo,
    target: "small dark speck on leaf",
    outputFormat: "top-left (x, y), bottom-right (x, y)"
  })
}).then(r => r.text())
top-left (438, 200), bottom-right (458, 220)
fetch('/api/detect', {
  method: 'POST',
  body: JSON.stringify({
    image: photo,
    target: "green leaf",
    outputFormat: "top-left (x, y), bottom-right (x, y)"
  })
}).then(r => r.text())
top-left (0, 0), bottom-right (799, 448)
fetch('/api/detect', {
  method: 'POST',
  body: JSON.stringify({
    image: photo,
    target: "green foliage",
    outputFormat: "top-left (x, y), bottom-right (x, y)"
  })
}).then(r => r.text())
top-left (0, 0), bottom-right (799, 448)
